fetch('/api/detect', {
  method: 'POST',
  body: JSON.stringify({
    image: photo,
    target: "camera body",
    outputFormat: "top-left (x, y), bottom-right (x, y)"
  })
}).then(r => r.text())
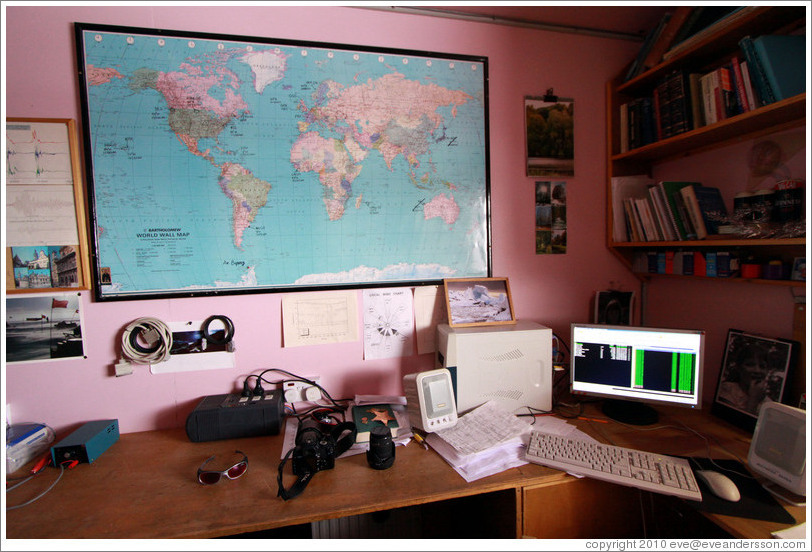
top-left (278, 417), bottom-right (356, 500)
top-left (292, 419), bottom-right (337, 476)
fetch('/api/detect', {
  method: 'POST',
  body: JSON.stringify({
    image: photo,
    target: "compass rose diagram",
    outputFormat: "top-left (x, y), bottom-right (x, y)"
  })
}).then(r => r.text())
top-left (363, 289), bottom-right (414, 359)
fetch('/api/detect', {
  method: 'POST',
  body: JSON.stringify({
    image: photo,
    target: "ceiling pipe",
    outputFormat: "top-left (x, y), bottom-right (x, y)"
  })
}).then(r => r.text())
top-left (358, 6), bottom-right (646, 42)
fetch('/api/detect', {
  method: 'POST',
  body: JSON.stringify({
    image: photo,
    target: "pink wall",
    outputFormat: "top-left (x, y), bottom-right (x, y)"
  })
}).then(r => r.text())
top-left (7, 4), bottom-right (771, 435)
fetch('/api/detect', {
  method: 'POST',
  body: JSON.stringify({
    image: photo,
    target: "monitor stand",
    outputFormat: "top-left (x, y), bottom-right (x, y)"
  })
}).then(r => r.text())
top-left (602, 399), bottom-right (658, 426)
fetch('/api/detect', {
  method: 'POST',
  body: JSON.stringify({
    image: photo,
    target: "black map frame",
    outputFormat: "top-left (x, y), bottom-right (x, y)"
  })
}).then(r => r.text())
top-left (74, 22), bottom-right (491, 301)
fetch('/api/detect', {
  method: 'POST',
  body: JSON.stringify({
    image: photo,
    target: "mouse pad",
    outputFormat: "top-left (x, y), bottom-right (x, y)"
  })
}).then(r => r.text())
top-left (686, 457), bottom-right (795, 524)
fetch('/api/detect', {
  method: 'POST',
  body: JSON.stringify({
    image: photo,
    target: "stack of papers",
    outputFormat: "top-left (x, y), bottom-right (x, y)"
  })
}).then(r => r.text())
top-left (425, 401), bottom-right (533, 482)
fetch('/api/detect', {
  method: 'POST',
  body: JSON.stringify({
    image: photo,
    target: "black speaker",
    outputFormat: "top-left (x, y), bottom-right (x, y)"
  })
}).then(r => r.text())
top-left (185, 391), bottom-right (284, 442)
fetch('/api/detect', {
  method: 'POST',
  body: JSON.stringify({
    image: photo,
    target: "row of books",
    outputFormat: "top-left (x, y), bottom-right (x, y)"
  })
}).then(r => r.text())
top-left (619, 32), bottom-right (805, 152)
top-left (612, 176), bottom-right (728, 243)
top-left (624, 6), bottom-right (746, 83)
top-left (633, 250), bottom-right (739, 278)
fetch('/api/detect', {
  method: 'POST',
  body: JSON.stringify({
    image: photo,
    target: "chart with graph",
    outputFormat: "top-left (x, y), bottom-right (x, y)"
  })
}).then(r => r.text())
top-left (5, 118), bottom-right (91, 292)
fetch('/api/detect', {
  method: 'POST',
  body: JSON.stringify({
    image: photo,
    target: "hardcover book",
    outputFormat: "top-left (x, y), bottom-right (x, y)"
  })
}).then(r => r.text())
top-left (352, 404), bottom-right (399, 443)
top-left (692, 186), bottom-right (729, 235)
top-left (658, 181), bottom-right (700, 240)
top-left (751, 34), bottom-right (806, 102)
top-left (680, 184), bottom-right (708, 239)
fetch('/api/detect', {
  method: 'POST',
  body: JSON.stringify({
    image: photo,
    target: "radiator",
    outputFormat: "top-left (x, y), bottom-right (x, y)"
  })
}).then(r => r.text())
top-left (311, 507), bottom-right (422, 538)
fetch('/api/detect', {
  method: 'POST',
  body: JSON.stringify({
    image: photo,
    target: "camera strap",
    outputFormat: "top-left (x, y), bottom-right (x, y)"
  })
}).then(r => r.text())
top-left (277, 422), bottom-right (356, 501)
top-left (331, 421), bottom-right (358, 457)
top-left (277, 447), bottom-right (312, 501)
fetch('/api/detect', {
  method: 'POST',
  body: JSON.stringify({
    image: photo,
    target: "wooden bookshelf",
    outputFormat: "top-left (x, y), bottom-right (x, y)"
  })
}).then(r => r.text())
top-left (605, 6), bottom-right (806, 288)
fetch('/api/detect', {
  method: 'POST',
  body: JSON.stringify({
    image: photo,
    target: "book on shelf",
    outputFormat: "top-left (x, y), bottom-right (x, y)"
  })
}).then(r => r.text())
top-left (739, 34), bottom-right (806, 106)
top-left (621, 69), bottom-right (701, 149)
top-left (693, 185), bottom-right (729, 235)
top-left (693, 251), bottom-right (707, 277)
top-left (707, 65), bottom-right (737, 122)
top-left (610, 175), bottom-right (654, 242)
top-left (653, 81), bottom-right (668, 140)
top-left (657, 181), bottom-right (700, 240)
top-left (663, 6), bottom-right (757, 61)
top-left (728, 56), bottom-right (751, 114)
top-left (623, 199), bottom-right (639, 242)
top-left (634, 197), bottom-right (662, 242)
top-left (688, 72), bottom-right (704, 128)
top-left (680, 184), bottom-right (727, 240)
top-left (648, 185), bottom-right (677, 241)
top-left (624, 11), bottom-right (672, 82)
top-left (706, 252), bottom-right (717, 277)
top-left (680, 185), bottom-right (709, 240)
top-left (698, 70), bottom-right (719, 125)
top-left (665, 70), bottom-right (694, 135)
top-left (722, 61), bottom-right (745, 117)
top-left (641, 7), bottom-right (695, 71)
top-left (351, 403), bottom-right (399, 443)
top-left (618, 102), bottom-right (629, 153)
top-left (739, 60), bottom-right (759, 111)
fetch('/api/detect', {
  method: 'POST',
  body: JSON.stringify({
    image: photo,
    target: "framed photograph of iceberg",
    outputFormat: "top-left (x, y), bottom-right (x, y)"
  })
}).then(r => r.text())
top-left (443, 277), bottom-right (515, 328)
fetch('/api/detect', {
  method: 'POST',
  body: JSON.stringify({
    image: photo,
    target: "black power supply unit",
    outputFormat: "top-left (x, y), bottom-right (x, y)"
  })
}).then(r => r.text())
top-left (185, 391), bottom-right (284, 442)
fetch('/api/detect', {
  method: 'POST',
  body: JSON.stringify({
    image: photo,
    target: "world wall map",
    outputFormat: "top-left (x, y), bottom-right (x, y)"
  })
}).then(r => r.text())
top-left (77, 25), bottom-right (490, 299)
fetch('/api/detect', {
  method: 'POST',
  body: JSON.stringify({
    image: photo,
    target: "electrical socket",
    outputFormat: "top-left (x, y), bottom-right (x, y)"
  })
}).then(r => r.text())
top-left (282, 377), bottom-right (322, 403)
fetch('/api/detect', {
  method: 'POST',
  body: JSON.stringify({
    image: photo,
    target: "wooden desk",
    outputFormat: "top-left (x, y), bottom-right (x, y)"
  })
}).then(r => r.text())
top-left (530, 402), bottom-right (806, 540)
top-left (5, 406), bottom-right (805, 539)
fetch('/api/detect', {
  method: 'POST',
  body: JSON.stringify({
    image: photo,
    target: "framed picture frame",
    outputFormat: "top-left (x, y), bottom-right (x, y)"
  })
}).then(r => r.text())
top-left (443, 277), bottom-right (515, 328)
top-left (5, 118), bottom-right (91, 294)
top-left (74, 23), bottom-right (490, 301)
top-left (593, 290), bottom-right (634, 325)
top-left (711, 329), bottom-right (799, 432)
top-left (524, 95), bottom-right (574, 178)
top-left (790, 257), bottom-right (805, 281)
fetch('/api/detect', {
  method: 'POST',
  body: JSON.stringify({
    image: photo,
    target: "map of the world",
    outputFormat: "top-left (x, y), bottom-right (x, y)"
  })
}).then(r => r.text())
top-left (77, 24), bottom-right (490, 299)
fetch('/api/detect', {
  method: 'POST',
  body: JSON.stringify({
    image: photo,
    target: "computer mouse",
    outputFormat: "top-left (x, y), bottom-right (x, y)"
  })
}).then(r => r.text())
top-left (695, 470), bottom-right (741, 502)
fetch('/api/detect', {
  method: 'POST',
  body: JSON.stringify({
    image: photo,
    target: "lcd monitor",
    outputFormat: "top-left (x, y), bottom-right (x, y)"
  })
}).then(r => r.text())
top-left (570, 324), bottom-right (705, 425)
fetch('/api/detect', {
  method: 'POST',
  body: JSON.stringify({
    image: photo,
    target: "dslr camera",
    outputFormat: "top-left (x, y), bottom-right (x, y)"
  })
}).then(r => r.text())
top-left (278, 417), bottom-right (356, 500)
top-left (292, 418), bottom-right (339, 476)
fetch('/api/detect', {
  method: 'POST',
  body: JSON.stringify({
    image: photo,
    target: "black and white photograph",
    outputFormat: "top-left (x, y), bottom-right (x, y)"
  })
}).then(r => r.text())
top-left (790, 257), bottom-right (805, 281)
top-left (5, 292), bottom-right (85, 363)
top-left (594, 290), bottom-right (635, 325)
top-left (443, 277), bottom-right (515, 328)
top-left (712, 329), bottom-right (798, 431)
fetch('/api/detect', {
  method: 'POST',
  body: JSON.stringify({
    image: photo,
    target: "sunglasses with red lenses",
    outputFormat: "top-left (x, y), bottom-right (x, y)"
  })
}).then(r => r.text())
top-left (197, 451), bottom-right (248, 485)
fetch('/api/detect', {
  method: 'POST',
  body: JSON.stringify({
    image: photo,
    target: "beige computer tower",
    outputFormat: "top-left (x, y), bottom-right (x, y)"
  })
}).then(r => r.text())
top-left (436, 320), bottom-right (553, 415)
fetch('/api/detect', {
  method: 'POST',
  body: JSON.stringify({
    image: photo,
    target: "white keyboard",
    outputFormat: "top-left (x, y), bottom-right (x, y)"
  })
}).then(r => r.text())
top-left (525, 430), bottom-right (702, 501)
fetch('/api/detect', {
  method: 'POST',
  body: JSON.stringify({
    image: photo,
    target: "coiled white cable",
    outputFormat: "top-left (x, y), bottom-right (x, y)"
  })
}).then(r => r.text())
top-left (120, 317), bottom-right (173, 364)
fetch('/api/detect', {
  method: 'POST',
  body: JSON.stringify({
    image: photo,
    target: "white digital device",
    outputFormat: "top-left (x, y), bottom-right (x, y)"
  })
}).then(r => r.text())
top-left (436, 321), bottom-right (553, 414)
top-left (748, 402), bottom-right (806, 497)
top-left (403, 368), bottom-right (458, 432)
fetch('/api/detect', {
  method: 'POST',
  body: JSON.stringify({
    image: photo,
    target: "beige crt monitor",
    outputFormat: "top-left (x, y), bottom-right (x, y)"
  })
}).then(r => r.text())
top-left (436, 321), bottom-right (553, 415)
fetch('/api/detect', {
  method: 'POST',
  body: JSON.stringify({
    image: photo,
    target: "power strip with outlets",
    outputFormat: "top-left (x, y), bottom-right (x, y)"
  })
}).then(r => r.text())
top-left (282, 377), bottom-right (322, 403)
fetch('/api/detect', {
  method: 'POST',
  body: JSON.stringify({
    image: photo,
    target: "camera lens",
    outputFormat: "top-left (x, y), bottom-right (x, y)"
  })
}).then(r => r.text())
top-left (366, 426), bottom-right (395, 470)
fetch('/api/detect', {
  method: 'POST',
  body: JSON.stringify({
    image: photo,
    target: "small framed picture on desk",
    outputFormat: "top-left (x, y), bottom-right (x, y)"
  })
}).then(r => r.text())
top-left (711, 329), bottom-right (799, 432)
top-left (443, 277), bottom-right (516, 328)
